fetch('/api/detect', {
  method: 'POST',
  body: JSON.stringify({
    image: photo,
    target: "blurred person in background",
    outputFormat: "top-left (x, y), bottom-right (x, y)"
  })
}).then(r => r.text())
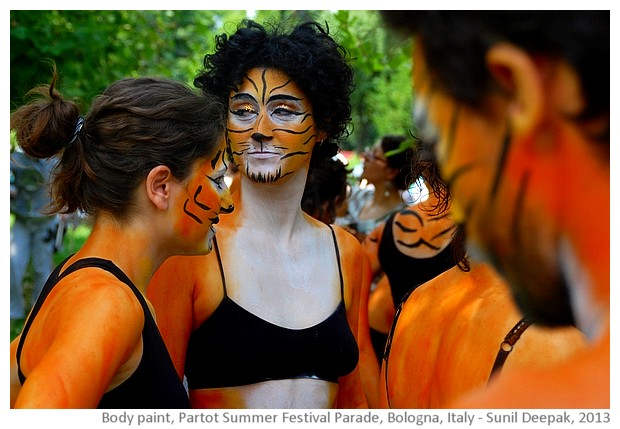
top-left (336, 135), bottom-right (413, 242)
top-left (302, 155), bottom-right (350, 225)
top-left (382, 10), bottom-right (609, 408)
top-left (10, 148), bottom-right (59, 321)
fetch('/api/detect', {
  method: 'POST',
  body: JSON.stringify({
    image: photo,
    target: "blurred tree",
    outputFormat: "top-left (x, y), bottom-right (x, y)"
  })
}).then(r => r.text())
top-left (10, 10), bottom-right (413, 153)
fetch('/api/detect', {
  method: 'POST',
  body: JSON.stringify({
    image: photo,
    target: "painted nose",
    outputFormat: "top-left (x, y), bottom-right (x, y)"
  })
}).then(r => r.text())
top-left (251, 132), bottom-right (270, 143)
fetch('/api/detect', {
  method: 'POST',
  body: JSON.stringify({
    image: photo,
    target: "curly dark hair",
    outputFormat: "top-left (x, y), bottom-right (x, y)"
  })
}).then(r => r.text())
top-left (194, 19), bottom-right (354, 165)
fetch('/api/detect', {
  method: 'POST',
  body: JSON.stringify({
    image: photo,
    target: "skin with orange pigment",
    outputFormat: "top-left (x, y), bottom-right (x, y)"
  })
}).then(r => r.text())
top-left (10, 148), bottom-right (233, 408)
top-left (379, 262), bottom-right (587, 408)
top-left (407, 39), bottom-right (609, 408)
top-left (148, 68), bottom-right (372, 409)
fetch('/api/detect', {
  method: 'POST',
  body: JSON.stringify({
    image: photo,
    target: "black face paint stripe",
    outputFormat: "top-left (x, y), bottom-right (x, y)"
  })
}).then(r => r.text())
top-left (396, 238), bottom-right (441, 251)
top-left (511, 171), bottom-right (530, 246)
top-left (183, 200), bottom-right (203, 224)
top-left (245, 74), bottom-right (259, 94)
top-left (280, 151), bottom-right (310, 160)
top-left (193, 185), bottom-right (212, 211)
top-left (211, 150), bottom-right (222, 170)
top-left (490, 131), bottom-right (511, 200)
top-left (269, 79), bottom-right (294, 94)
top-left (431, 224), bottom-right (457, 240)
top-left (394, 220), bottom-right (419, 234)
top-left (261, 69), bottom-right (268, 104)
top-left (428, 213), bottom-right (451, 221)
top-left (273, 125), bottom-right (313, 135)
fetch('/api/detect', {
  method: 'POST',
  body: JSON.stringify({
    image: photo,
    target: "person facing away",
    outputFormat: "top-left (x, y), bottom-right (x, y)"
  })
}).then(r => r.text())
top-left (363, 140), bottom-right (464, 364)
top-left (382, 10), bottom-right (609, 408)
top-left (10, 147), bottom-right (59, 320)
top-left (369, 142), bottom-right (587, 408)
top-left (302, 155), bottom-right (350, 224)
top-left (9, 66), bottom-right (233, 408)
top-left (148, 19), bottom-right (374, 409)
top-left (337, 135), bottom-right (413, 242)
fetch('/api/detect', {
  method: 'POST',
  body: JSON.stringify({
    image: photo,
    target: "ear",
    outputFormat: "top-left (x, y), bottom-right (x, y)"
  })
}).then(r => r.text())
top-left (146, 165), bottom-right (174, 211)
top-left (486, 42), bottom-right (544, 136)
top-left (316, 130), bottom-right (328, 143)
top-left (385, 166), bottom-right (399, 181)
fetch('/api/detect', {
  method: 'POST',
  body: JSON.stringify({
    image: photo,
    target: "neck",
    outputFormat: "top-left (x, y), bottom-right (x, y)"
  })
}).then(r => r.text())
top-left (371, 182), bottom-right (402, 206)
top-left (74, 216), bottom-right (163, 294)
top-left (232, 167), bottom-right (310, 237)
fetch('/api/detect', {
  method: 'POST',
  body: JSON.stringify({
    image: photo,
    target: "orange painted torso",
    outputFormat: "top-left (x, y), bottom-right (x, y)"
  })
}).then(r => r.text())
top-left (149, 218), bottom-right (372, 408)
top-left (379, 262), bottom-right (587, 408)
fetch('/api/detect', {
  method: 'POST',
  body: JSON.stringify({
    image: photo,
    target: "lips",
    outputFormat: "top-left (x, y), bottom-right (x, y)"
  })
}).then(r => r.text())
top-left (248, 151), bottom-right (279, 159)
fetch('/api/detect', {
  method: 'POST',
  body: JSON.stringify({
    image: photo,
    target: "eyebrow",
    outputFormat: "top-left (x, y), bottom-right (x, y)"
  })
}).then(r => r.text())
top-left (268, 94), bottom-right (303, 103)
top-left (230, 93), bottom-right (257, 102)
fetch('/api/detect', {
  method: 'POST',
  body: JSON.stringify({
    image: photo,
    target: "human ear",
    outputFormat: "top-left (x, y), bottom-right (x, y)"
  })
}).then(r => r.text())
top-left (486, 42), bottom-right (543, 136)
top-left (146, 165), bottom-right (174, 211)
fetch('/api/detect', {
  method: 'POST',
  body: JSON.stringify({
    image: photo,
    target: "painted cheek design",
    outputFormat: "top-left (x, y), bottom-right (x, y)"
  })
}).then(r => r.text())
top-left (183, 185), bottom-right (218, 225)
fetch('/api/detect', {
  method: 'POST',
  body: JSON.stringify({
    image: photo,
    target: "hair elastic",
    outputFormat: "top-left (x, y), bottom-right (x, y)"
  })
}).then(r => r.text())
top-left (66, 116), bottom-right (84, 147)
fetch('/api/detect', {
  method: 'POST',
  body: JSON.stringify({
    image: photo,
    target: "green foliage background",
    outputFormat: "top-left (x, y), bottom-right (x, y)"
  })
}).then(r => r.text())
top-left (10, 10), bottom-right (413, 151)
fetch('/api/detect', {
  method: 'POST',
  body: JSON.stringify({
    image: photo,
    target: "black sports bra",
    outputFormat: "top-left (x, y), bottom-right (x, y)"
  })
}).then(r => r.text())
top-left (185, 225), bottom-right (359, 389)
top-left (16, 257), bottom-right (189, 409)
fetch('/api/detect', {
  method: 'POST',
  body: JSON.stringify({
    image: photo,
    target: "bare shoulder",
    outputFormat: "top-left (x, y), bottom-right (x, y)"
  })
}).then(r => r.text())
top-left (331, 223), bottom-right (364, 256)
top-left (52, 268), bottom-right (145, 335)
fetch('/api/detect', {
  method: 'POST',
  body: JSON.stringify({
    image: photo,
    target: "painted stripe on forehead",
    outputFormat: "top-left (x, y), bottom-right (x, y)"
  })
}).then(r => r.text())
top-left (245, 74), bottom-right (259, 95)
top-left (269, 79), bottom-right (295, 95)
top-left (261, 69), bottom-right (268, 104)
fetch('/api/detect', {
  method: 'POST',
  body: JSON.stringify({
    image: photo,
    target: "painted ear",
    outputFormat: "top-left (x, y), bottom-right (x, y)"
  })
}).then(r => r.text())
top-left (146, 165), bottom-right (174, 211)
top-left (486, 42), bottom-right (543, 136)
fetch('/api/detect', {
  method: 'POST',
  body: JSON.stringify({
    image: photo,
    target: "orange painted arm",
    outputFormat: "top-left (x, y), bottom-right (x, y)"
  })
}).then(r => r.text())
top-left (368, 275), bottom-right (395, 334)
top-left (13, 273), bottom-right (143, 408)
top-left (333, 226), bottom-right (372, 408)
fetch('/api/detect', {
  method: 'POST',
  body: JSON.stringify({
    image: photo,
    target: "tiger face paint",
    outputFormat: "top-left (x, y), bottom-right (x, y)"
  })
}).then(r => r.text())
top-left (174, 148), bottom-right (234, 254)
top-left (412, 42), bottom-right (575, 326)
top-left (227, 68), bottom-right (319, 183)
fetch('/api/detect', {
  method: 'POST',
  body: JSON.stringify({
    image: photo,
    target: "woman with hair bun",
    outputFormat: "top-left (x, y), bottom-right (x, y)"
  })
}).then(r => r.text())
top-left (9, 67), bottom-right (233, 408)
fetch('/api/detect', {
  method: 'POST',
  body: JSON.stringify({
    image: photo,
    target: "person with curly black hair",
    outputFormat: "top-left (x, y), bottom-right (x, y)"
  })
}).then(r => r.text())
top-left (148, 19), bottom-right (373, 409)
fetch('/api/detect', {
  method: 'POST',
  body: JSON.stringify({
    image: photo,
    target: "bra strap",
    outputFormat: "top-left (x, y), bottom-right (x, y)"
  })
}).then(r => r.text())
top-left (327, 225), bottom-right (345, 299)
top-left (488, 317), bottom-right (532, 382)
top-left (213, 236), bottom-right (228, 296)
